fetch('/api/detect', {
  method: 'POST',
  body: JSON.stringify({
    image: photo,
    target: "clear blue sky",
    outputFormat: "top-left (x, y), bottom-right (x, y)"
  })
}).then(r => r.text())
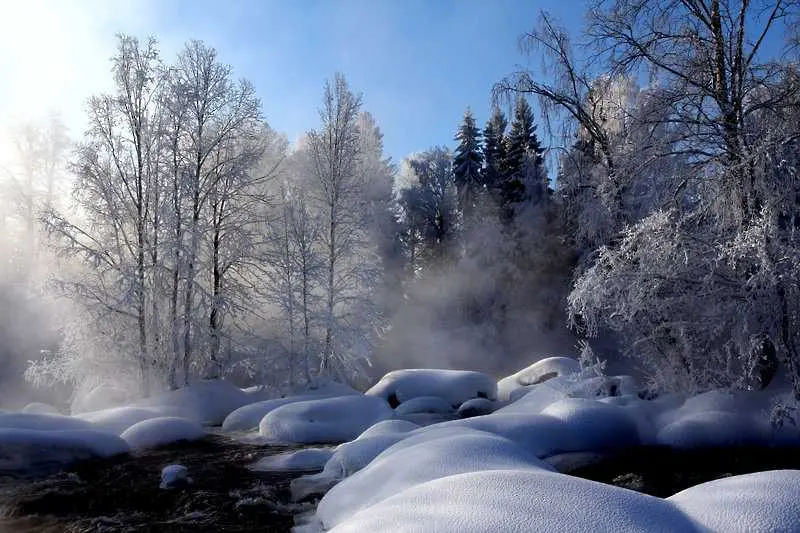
top-left (137, 0), bottom-right (582, 164)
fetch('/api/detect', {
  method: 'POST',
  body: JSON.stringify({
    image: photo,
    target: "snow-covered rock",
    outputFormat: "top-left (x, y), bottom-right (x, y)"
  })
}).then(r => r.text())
top-left (78, 406), bottom-right (163, 436)
top-left (669, 470), bottom-right (800, 533)
top-left (250, 448), bottom-right (333, 472)
top-left (497, 357), bottom-right (581, 401)
top-left (136, 380), bottom-right (252, 426)
top-left (366, 369), bottom-right (496, 408)
top-left (22, 402), bottom-right (61, 415)
top-left (327, 470), bottom-right (699, 533)
top-left (259, 395), bottom-right (393, 444)
top-left (457, 397), bottom-right (495, 418)
top-left (160, 464), bottom-right (190, 489)
top-left (539, 398), bottom-right (642, 452)
top-left (393, 396), bottom-right (454, 416)
top-left (120, 417), bottom-right (206, 450)
top-left (356, 419), bottom-right (420, 440)
top-left (0, 412), bottom-right (95, 432)
top-left (657, 410), bottom-right (771, 449)
top-left (315, 427), bottom-right (554, 529)
top-left (0, 428), bottom-right (129, 472)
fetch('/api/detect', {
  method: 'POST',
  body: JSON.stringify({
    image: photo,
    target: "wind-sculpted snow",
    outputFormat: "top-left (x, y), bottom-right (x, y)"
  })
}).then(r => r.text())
top-left (366, 369), bottom-right (497, 407)
top-left (259, 395), bottom-right (393, 444)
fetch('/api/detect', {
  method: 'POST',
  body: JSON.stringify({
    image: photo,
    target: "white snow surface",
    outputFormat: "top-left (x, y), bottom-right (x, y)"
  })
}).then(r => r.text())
top-left (0, 412), bottom-right (95, 432)
top-left (668, 470), bottom-right (800, 533)
top-left (135, 380), bottom-right (251, 425)
top-left (366, 369), bottom-right (496, 407)
top-left (393, 396), bottom-right (454, 416)
top-left (78, 406), bottom-right (163, 436)
top-left (457, 397), bottom-right (496, 417)
top-left (22, 402), bottom-right (61, 415)
top-left (259, 395), bottom-right (393, 444)
top-left (497, 356), bottom-right (581, 401)
top-left (0, 428), bottom-right (129, 471)
top-left (120, 416), bottom-right (206, 450)
top-left (250, 447), bottom-right (333, 472)
top-left (70, 384), bottom-right (131, 414)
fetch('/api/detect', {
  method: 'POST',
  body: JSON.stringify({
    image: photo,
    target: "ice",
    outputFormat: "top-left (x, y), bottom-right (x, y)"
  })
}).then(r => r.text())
top-left (497, 357), bottom-right (581, 401)
top-left (160, 464), bottom-right (190, 489)
top-left (120, 416), bottom-right (206, 450)
top-left (668, 470), bottom-right (800, 533)
top-left (327, 470), bottom-right (699, 533)
top-left (250, 447), bottom-right (333, 472)
top-left (393, 396), bottom-right (454, 416)
top-left (0, 428), bottom-right (129, 472)
top-left (366, 369), bottom-right (496, 408)
top-left (259, 395), bottom-right (393, 444)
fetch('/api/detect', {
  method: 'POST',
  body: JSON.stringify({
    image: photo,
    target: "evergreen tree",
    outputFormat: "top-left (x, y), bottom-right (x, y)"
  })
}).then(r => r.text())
top-left (482, 106), bottom-right (507, 192)
top-left (453, 108), bottom-right (484, 219)
top-left (500, 98), bottom-right (544, 211)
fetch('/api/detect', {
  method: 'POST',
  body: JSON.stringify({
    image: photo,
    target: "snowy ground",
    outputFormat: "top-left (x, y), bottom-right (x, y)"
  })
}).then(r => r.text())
top-left (3, 360), bottom-right (800, 532)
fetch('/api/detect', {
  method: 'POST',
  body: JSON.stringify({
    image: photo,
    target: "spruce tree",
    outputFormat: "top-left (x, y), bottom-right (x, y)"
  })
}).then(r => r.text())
top-left (482, 106), bottom-right (507, 192)
top-left (453, 108), bottom-right (484, 219)
top-left (500, 97), bottom-right (545, 212)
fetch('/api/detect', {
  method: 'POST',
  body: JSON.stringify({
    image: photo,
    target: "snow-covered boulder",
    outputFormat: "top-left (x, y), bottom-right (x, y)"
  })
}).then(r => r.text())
top-left (288, 378), bottom-right (361, 398)
top-left (657, 410), bottom-right (771, 449)
top-left (457, 397), bottom-right (496, 418)
top-left (78, 406), bottom-right (163, 436)
top-left (497, 357), bottom-right (581, 401)
top-left (120, 417), bottom-right (206, 450)
top-left (668, 470), bottom-right (800, 533)
top-left (356, 419), bottom-right (420, 440)
top-left (326, 470), bottom-right (699, 533)
top-left (539, 398), bottom-right (642, 452)
top-left (0, 412), bottom-right (95, 432)
top-left (366, 369), bottom-right (496, 408)
top-left (0, 428), bottom-right (129, 472)
top-left (393, 396), bottom-right (454, 416)
top-left (22, 402), bottom-right (61, 415)
top-left (259, 395), bottom-right (393, 444)
top-left (250, 447), bottom-right (333, 473)
top-left (160, 464), bottom-right (190, 489)
top-left (315, 427), bottom-right (554, 529)
top-left (136, 380), bottom-right (251, 426)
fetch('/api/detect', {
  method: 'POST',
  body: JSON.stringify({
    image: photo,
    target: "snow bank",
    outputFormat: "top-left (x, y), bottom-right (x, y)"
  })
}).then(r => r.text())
top-left (22, 402), bottom-right (61, 415)
top-left (120, 417), bottom-right (206, 450)
top-left (0, 412), bottom-right (95, 432)
top-left (0, 428), bottom-right (129, 472)
top-left (136, 380), bottom-right (251, 426)
top-left (393, 396), bottom-right (453, 416)
top-left (327, 469), bottom-right (698, 533)
top-left (366, 369), bottom-right (496, 408)
top-left (250, 447), bottom-right (333, 473)
top-left (315, 427), bottom-right (553, 529)
top-left (78, 406), bottom-right (163, 436)
top-left (497, 357), bottom-right (581, 401)
top-left (259, 395), bottom-right (393, 444)
top-left (356, 419), bottom-right (419, 439)
top-left (540, 398), bottom-right (642, 451)
top-left (669, 470), bottom-right (800, 533)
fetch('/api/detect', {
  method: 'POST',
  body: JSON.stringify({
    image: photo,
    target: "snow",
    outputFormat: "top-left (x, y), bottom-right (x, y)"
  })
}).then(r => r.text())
top-left (22, 402), bottom-right (61, 415)
top-left (326, 470), bottom-right (699, 533)
top-left (366, 369), bottom-right (496, 408)
top-left (250, 447), bottom-right (333, 472)
top-left (135, 380), bottom-right (252, 426)
top-left (160, 464), bottom-right (190, 489)
top-left (539, 398), bottom-right (642, 451)
top-left (70, 383), bottom-right (131, 414)
top-left (393, 396), bottom-right (454, 416)
top-left (78, 406), bottom-right (163, 436)
top-left (355, 419), bottom-right (419, 439)
top-left (259, 395), bottom-right (393, 444)
top-left (120, 416), bottom-right (206, 450)
top-left (314, 427), bottom-right (554, 529)
top-left (668, 470), bottom-right (800, 533)
top-left (0, 412), bottom-right (95, 432)
top-left (457, 397), bottom-right (495, 418)
top-left (0, 428), bottom-right (129, 472)
top-left (497, 357), bottom-right (581, 401)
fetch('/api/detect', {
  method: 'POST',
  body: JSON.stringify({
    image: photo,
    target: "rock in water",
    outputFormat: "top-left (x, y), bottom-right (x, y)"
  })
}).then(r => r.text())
top-left (160, 464), bottom-right (190, 489)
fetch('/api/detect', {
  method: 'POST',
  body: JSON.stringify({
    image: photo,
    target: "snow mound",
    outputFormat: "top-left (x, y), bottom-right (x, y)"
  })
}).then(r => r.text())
top-left (457, 397), bottom-right (495, 418)
top-left (327, 469), bottom-right (699, 533)
top-left (393, 396), bottom-right (454, 416)
top-left (315, 427), bottom-right (553, 529)
top-left (71, 383), bottom-right (131, 415)
top-left (22, 402), bottom-right (61, 415)
top-left (120, 417), bottom-right (206, 450)
top-left (657, 410), bottom-right (771, 449)
top-left (259, 395), bottom-right (393, 444)
top-left (160, 464), bottom-right (190, 489)
top-left (136, 380), bottom-right (251, 425)
top-left (288, 379), bottom-right (361, 398)
top-left (497, 357), bottom-right (581, 401)
top-left (0, 428), bottom-right (129, 472)
top-left (669, 470), bottom-right (800, 533)
top-left (540, 398), bottom-right (642, 452)
top-left (0, 412), bottom-right (95, 432)
top-left (366, 369), bottom-right (496, 408)
top-left (250, 447), bottom-right (333, 472)
top-left (78, 406), bottom-right (163, 436)
top-left (355, 419), bottom-right (419, 440)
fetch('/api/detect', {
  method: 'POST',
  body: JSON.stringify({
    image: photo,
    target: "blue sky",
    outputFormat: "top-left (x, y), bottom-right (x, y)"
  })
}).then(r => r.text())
top-left (0, 0), bottom-right (582, 165)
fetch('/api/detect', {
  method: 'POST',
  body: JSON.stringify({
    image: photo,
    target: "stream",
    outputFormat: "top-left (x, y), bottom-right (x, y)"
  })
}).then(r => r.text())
top-left (0, 433), bottom-right (316, 533)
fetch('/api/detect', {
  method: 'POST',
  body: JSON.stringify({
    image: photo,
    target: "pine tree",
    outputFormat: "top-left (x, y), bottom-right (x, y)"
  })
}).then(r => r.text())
top-left (453, 108), bottom-right (484, 219)
top-left (500, 98), bottom-right (544, 211)
top-left (482, 107), bottom-right (507, 192)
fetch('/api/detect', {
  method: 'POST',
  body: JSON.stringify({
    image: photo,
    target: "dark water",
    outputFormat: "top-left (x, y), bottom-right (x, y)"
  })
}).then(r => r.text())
top-left (0, 434), bottom-right (316, 533)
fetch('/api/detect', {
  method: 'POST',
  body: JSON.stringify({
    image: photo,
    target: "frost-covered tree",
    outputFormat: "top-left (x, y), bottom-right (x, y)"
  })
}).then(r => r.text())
top-left (500, 97), bottom-right (545, 213)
